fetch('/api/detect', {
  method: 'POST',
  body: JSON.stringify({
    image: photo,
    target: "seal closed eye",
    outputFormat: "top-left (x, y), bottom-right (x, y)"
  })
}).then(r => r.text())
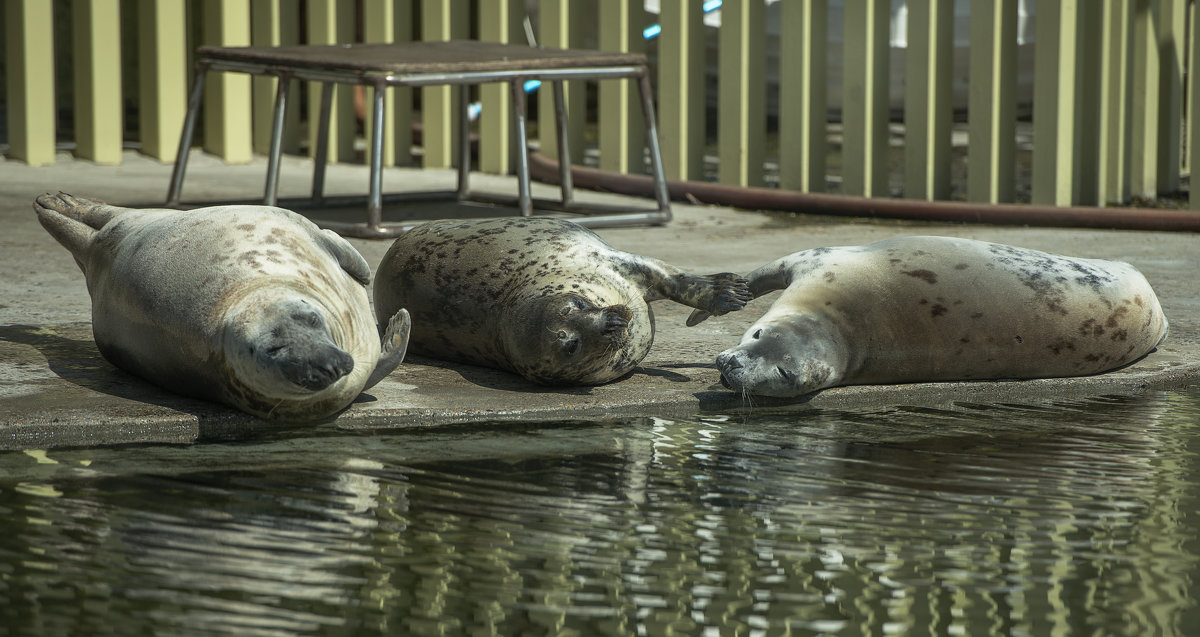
top-left (373, 217), bottom-right (753, 385)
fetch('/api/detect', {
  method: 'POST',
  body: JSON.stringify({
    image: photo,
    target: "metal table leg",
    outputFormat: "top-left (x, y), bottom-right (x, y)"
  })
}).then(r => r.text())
top-left (456, 84), bottom-right (471, 200)
top-left (166, 66), bottom-right (207, 207)
top-left (510, 78), bottom-right (533, 217)
top-left (311, 82), bottom-right (334, 206)
top-left (552, 80), bottom-right (574, 205)
top-left (263, 73), bottom-right (291, 207)
top-left (638, 72), bottom-right (672, 216)
top-left (367, 81), bottom-right (386, 232)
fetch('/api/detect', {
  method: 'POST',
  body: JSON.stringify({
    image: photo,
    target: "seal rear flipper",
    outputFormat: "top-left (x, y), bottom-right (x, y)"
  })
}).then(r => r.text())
top-left (33, 193), bottom-right (117, 267)
top-left (316, 228), bottom-right (372, 286)
top-left (364, 308), bottom-right (411, 389)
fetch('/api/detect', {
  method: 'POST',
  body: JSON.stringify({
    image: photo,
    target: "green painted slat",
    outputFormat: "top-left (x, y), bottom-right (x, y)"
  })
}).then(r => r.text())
top-left (202, 0), bottom-right (253, 163)
top-left (137, 0), bottom-right (188, 163)
top-left (421, 0), bottom-right (468, 170)
top-left (657, 0), bottom-right (704, 181)
top-left (306, 0), bottom-right (356, 164)
top-left (598, 0), bottom-right (646, 175)
top-left (364, 0), bottom-right (415, 168)
top-left (1191, 0), bottom-right (1200, 208)
top-left (841, 0), bottom-right (888, 196)
top-left (967, 0), bottom-right (1017, 203)
top-left (250, 0), bottom-right (300, 157)
top-left (537, 0), bottom-right (586, 166)
top-left (903, 0), bottom-right (952, 200)
top-left (1099, 0), bottom-right (1133, 205)
top-left (779, 0), bottom-right (826, 193)
top-left (478, 0), bottom-right (521, 175)
top-left (717, 0), bottom-right (765, 187)
top-left (1032, 0), bottom-right (1082, 206)
top-left (4, 0), bottom-right (57, 166)
top-left (73, 0), bottom-right (123, 164)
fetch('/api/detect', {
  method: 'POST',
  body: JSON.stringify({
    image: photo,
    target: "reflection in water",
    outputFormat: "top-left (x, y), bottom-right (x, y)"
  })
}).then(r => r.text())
top-left (1, 389), bottom-right (1199, 635)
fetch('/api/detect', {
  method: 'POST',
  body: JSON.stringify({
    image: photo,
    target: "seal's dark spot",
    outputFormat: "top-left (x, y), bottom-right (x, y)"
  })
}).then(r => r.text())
top-left (902, 269), bottom-right (938, 284)
top-left (931, 304), bottom-right (948, 317)
top-left (1014, 335), bottom-right (1023, 344)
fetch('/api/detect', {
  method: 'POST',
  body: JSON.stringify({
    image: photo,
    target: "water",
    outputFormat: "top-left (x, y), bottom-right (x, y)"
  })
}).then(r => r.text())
top-left (2, 387), bottom-right (1199, 636)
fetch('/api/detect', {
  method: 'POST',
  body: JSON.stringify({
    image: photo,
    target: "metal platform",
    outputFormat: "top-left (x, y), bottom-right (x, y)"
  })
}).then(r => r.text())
top-left (166, 41), bottom-right (672, 237)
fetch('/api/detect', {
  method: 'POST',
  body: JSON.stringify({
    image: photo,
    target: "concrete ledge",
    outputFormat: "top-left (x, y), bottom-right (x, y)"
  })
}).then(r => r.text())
top-left (3, 152), bottom-right (1197, 449)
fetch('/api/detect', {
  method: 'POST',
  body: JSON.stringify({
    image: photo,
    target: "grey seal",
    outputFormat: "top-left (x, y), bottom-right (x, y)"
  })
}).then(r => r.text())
top-left (34, 193), bottom-right (410, 421)
top-left (690, 236), bottom-right (1169, 398)
top-left (372, 217), bottom-right (751, 385)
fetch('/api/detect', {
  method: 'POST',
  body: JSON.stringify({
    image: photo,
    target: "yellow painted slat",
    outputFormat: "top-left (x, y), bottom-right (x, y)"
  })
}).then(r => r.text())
top-left (1032, 0), bottom-right (1082, 206)
top-left (421, 0), bottom-right (468, 170)
top-left (306, 0), bottom-right (356, 164)
top-left (363, 0), bottom-right (399, 167)
top-left (537, 0), bottom-right (586, 165)
top-left (4, 0), bottom-right (56, 166)
top-left (479, 0), bottom-right (521, 174)
top-left (251, 0), bottom-right (300, 156)
top-left (1191, 0), bottom-right (1200, 207)
top-left (841, 0), bottom-right (888, 196)
top-left (137, 0), bottom-right (188, 163)
top-left (202, 0), bottom-right (253, 163)
top-left (1157, 0), bottom-right (1184, 193)
top-left (967, 0), bottom-right (1017, 203)
top-left (657, 0), bottom-right (705, 181)
top-left (73, 0), bottom-right (123, 164)
top-left (717, 0), bottom-right (765, 187)
top-left (598, 0), bottom-right (646, 175)
top-left (1099, 0), bottom-right (1133, 205)
top-left (391, 1), bottom-right (415, 167)
top-left (779, 0), bottom-right (826, 192)
top-left (903, 0), bottom-right (952, 200)
top-left (1130, 0), bottom-right (1186, 198)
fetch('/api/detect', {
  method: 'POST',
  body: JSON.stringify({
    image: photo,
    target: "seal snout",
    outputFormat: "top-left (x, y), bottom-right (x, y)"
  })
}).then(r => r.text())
top-left (603, 306), bottom-right (632, 336)
top-left (292, 346), bottom-right (355, 390)
top-left (716, 351), bottom-right (742, 390)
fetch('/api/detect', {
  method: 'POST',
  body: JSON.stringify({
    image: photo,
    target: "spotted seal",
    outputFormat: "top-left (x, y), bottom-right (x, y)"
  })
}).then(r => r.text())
top-left (689, 236), bottom-right (1168, 398)
top-left (372, 217), bottom-right (751, 385)
top-left (34, 193), bottom-right (410, 421)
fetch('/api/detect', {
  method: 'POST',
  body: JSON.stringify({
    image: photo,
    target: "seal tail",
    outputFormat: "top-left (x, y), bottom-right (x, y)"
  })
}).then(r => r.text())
top-left (33, 193), bottom-right (117, 267)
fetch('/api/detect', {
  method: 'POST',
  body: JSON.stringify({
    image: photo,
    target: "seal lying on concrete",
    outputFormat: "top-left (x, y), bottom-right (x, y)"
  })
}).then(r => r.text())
top-left (34, 193), bottom-right (411, 421)
top-left (689, 236), bottom-right (1169, 398)
top-left (373, 217), bottom-right (751, 385)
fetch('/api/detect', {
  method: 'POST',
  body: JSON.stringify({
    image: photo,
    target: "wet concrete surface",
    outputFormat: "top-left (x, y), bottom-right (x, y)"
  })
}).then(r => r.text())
top-left (2, 151), bottom-right (1197, 449)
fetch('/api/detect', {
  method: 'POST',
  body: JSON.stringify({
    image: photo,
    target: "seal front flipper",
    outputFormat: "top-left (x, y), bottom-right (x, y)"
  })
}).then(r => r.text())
top-left (685, 260), bottom-right (792, 326)
top-left (364, 308), bottom-right (411, 390)
top-left (315, 228), bottom-right (372, 286)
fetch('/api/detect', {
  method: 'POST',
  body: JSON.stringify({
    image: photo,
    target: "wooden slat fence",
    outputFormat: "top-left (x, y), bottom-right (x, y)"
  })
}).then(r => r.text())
top-left (2, 0), bottom-right (1196, 208)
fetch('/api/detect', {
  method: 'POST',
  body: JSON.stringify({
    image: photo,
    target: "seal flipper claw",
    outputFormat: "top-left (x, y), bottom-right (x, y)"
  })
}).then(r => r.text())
top-left (364, 308), bottom-right (411, 389)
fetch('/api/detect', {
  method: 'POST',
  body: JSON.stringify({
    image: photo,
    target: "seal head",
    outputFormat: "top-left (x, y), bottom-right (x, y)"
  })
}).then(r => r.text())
top-left (500, 293), bottom-right (639, 385)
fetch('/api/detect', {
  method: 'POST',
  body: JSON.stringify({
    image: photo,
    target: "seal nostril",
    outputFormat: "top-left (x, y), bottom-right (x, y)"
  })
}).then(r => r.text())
top-left (777, 366), bottom-right (792, 380)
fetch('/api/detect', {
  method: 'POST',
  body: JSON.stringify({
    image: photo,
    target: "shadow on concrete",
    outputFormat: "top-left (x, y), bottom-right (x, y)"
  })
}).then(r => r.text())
top-left (0, 324), bottom-right (325, 440)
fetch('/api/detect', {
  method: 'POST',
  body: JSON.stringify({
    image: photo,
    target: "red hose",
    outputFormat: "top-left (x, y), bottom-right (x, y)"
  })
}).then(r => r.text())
top-left (528, 152), bottom-right (1200, 232)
